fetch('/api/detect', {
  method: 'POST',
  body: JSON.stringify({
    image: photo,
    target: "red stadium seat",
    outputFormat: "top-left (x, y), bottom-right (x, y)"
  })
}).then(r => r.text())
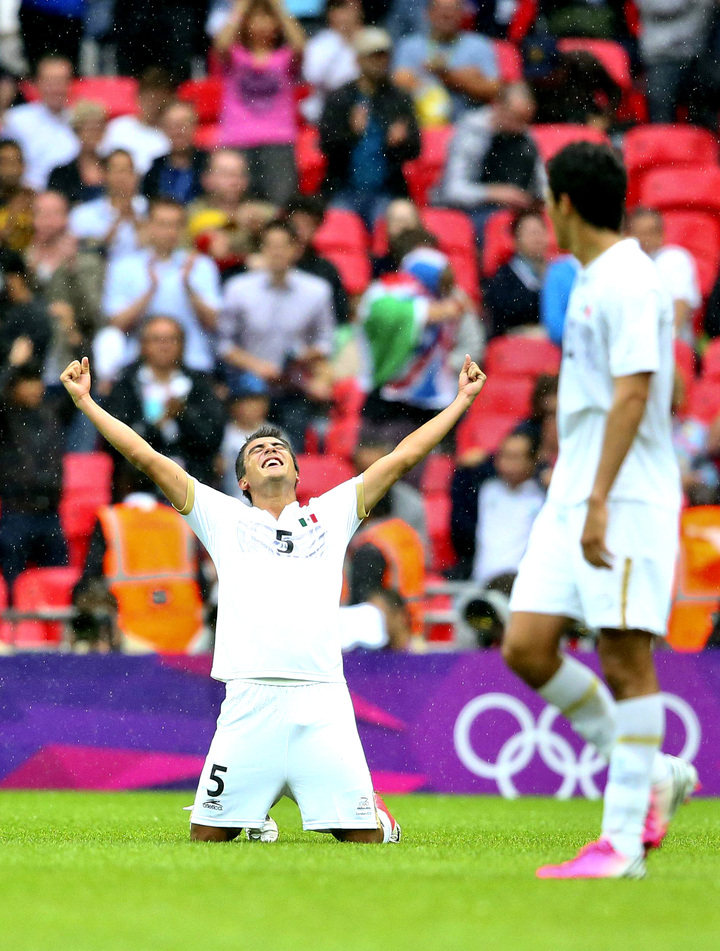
top-left (662, 211), bottom-right (720, 299)
top-left (321, 248), bottom-right (371, 295)
top-left (59, 452), bottom-right (113, 568)
top-left (296, 126), bottom-right (326, 195)
top-left (403, 126), bottom-right (454, 206)
top-left (531, 124), bottom-right (609, 163)
top-left (482, 209), bottom-right (560, 278)
top-left (493, 39), bottom-right (523, 81)
top-left (193, 124), bottom-right (220, 150)
top-left (313, 209), bottom-right (369, 255)
top-left (477, 374), bottom-right (535, 420)
top-left (325, 378), bottom-right (364, 461)
top-left (624, 125), bottom-right (718, 208)
top-left (639, 167), bottom-right (720, 219)
top-left (420, 454), bottom-right (454, 496)
top-left (11, 566), bottom-right (81, 647)
top-left (456, 411), bottom-right (518, 458)
top-left (0, 573), bottom-right (10, 645)
top-left (424, 494), bottom-right (456, 572)
top-left (702, 338), bottom-right (720, 381)
top-left (557, 39), bottom-right (631, 90)
top-left (420, 208), bottom-right (474, 254)
top-left (484, 335), bottom-right (562, 378)
top-left (295, 455), bottom-right (354, 505)
top-left (68, 77), bottom-right (138, 120)
top-left (686, 378), bottom-right (720, 424)
top-left (674, 339), bottom-right (697, 390)
top-left (178, 77), bottom-right (223, 125)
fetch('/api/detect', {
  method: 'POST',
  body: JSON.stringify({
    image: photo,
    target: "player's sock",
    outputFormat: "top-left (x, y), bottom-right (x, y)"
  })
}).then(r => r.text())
top-left (538, 654), bottom-right (616, 759)
top-left (602, 695), bottom-right (665, 859)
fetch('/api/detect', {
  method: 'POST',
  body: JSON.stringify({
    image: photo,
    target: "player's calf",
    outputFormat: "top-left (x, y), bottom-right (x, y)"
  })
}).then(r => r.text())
top-left (330, 793), bottom-right (402, 844)
top-left (190, 823), bottom-right (242, 842)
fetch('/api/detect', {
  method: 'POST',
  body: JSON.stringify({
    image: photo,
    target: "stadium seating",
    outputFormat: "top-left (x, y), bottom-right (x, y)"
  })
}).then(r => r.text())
top-left (325, 378), bottom-right (364, 461)
top-left (640, 167), bottom-right (720, 219)
top-left (484, 336), bottom-right (561, 378)
top-left (0, 573), bottom-right (9, 645)
top-left (477, 374), bottom-right (535, 419)
top-left (686, 378), bottom-right (720, 424)
top-left (59, 452), bottom-right (114, 568)
top-left (456, 411), bottom-right (519, 458)
top-left (624, 125), bottom-right (719, 208)
top-left (18, 77), bottom-right (140, 119)
top-left (313, 209), bottom-right (368, 255)
top-left (420, 453), bottom-right (454, 496)
top-left (702, 338), bottom-right (720, 381)
top-left (11, 566), bottom-right (80, 648)
top-left (662, 211), bottom-right (720, 299)
top-left (193, 124), bottom-right (220, 150)
top-left (403, 126), bottom-right (454, 206)
top-left (295, 455), bottom-right (354, 505)
top-left (178, 77), bottom-right (222, 125)
top-left (322, 248), bottom-right (371, 295)
top-left (296, 125), bottom-right (326, 195)
top-left (530, 124), bottom-right (609, 163)
top-left (557, 39), bottom-right (632, 91)
top-left (674, 338), bottom-right (697, 391)
top-left (424, 493), bottom-right (455, 572)
top-left (493, 39), bottom-right (523, 82)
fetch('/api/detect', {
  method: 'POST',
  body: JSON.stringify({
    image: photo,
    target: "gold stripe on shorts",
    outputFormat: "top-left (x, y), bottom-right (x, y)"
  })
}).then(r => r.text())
top-left (620, 557), bottom-right (632, 629)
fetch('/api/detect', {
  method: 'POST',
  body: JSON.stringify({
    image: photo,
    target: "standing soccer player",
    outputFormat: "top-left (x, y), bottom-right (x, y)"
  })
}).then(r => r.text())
top-left (61, 353), bottom-right (485, 844)
top-left (503, 142), bottom-right (697, 879)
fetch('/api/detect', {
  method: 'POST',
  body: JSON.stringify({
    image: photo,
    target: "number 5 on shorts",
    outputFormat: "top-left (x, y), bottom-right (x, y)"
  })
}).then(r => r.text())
top-left (206, 764), bottom-right (227, 797)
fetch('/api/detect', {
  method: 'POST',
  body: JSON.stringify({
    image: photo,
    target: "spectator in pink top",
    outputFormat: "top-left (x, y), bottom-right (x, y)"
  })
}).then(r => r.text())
top-left (214, 0), bottom-right (305, 206)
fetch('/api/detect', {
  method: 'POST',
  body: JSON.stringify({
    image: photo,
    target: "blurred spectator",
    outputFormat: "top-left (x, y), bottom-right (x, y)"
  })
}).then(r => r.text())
top-left (484, 211), bottom-right (548, 338)
top-left (359, 243), bottom-right (480, 449)
top-left (98, 198), bottom-right (221, 380)
top-left (704, 268), bottom-right (720, 339)
top-left (540, 254), bottom-right (579, 346)
top-left (475, 0), bottom-right (519, 37)
top-left (0, 139), bottom-right (35, 251)
top-left (393, 0), bottom-right (499, 126)
top-left (219, 386), bottom-right (272, 498)
top-left (319, 27), bottom-right (420, 227)
top-left (69, 149), bottom-right (148, 262)
top-left (672, 376), bottom-right (718, 506)
top-left (627, 207), bottom-right (701, 343)
top-left (0, 66), bottom-right (22, 128)
top-left (353, 437), bottom-right (429, 559)
top-left (142, 102), bottom-right (206, 206)
top-left (285, 194), bottom-right (349, 325)
top-left (434, 82), bottom-right (545, 243)
top-left (301, 0), bottom-right (362, 124)
top-left (101, 67), bottom-right (173, 177)
top-left (516, 372), bottom-right (559, 487)
top-left (0, 247), bottom-right (51, 370)
top-left (372, 196), bottom-right (421, 276)
top-left (25, 190), bottom-right (77, 285)
top-left (339, 591), bottom-right (413, 652)
top-left (187, 149), bottom-right (276, 274)
top-left (214, 0), bottom-right (305, 206)
top-left (451, 429), bottom-right (544, 582)
top-left (19, 0), bottom-right (85, 72)
top-left (538, 0), bottom-right (628, 39)
top-left (691, 3), bottom-right (720, 129)
top-left (106, 316), bottom-right (226, 489)
top-left (48, 100), bottom-right (107, 205)
top-left (219, 220), bottom-right (335, 449)
top-left (112, 1), bottom-right (209, 85)
top-left (2, 56), bottom-right (79, 191)
top-left (345, 490), bottom-right (425, 633)
top-left (637, 0), bottom-right (715, 124)
top-left (0, 360), bottom-right (68, 593)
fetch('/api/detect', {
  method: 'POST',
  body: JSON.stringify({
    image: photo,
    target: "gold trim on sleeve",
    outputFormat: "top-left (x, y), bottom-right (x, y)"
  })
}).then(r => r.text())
top-left (175, 477), bottom-right (195, 516)
top-left (620, 557), bottom-right (632, 629)
top-left (356, 478), bottom-right (369, 520)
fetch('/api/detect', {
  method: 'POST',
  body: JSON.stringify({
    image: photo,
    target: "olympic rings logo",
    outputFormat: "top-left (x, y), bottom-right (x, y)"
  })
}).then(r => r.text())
top-left (453, 692), bottom-right (701, 800)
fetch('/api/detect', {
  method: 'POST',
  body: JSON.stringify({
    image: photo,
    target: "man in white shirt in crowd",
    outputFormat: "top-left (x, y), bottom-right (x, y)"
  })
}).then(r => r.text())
top-left (3, 55), bottom-right (78, 191)
top-left (301, 0), bottom-right (362, 125)
top-left (471, 430), bottom-right (545, 587)
top-left (503, 142), bottom-right (696, 879)
top-left (61, 346), bottom-right (487, 844)
top-left (69, 149), bottom-right (148, 262)
top-left (219, 220), bottom-right (335, 450)
top-left (98, 197), bottom-right (221, 381)
top-left (627, 207), bottom-right (701, 342)
top-left (101, 66), bottom-right (172, 177)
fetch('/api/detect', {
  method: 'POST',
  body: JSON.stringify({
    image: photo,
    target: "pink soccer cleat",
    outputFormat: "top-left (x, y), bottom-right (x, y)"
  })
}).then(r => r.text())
top-left (536, 839), bottom-right (646, 879)
top-left (643, 756), bottom-right (699, 853)
top-left (374, 792), bottom-right (402, 843)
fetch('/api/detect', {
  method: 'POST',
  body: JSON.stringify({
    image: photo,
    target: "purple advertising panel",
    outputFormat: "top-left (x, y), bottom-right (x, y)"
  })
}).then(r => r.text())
top-left (0, 652), bottom-right (718, 797)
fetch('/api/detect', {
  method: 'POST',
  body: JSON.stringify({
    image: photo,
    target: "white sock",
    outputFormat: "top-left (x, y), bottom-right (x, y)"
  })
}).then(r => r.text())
top-left (539, 656), bottom-right (670, 785)
top-left (539, 655), bottom-right (616, 759)
top-left (376, 807), bottom-right (393, 844)
top-left (602, 695), bottom-right (665, 859)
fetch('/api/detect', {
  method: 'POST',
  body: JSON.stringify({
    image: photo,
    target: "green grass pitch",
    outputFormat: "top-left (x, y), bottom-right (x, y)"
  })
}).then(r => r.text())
top-left (1, 792), bottom-right (719, 951)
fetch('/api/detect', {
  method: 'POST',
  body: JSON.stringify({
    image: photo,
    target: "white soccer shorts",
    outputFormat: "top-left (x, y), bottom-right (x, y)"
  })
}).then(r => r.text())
top-left (190, 680), bottom-right (379, 831)
top-left (509, 499), bottom-right (679, 636)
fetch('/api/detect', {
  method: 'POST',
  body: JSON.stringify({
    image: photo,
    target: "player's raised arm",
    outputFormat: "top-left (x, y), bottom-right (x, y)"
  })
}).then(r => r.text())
top-left (60, 357), bottom-right (189, 511)
top-left (361, 355), bottom-right (486, 512)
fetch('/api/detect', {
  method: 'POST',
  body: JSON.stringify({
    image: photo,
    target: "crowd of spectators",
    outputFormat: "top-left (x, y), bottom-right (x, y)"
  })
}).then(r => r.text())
top-left (1, 0), bottom-right (720, 651)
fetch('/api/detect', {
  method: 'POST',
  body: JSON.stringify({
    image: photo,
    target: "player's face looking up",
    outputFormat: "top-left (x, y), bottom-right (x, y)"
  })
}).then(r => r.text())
top-left (237, 436), bottom-right (299, 502)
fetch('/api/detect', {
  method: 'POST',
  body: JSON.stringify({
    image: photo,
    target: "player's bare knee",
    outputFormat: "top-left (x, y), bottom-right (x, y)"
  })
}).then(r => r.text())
top-left (332, 828), bottom-right (384, 844)
top-left (190, 823), bottom-right (239, 842)
top-left (598, 630), bottom-right (657, 700)
top-left (502, 638), bottom-right (554, 687)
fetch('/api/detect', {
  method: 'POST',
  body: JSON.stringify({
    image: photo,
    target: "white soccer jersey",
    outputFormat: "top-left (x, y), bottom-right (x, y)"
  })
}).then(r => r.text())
top-left (180, 476), bottom-right (366, 682)
top-left (548, 238), bottom-right (681, 511)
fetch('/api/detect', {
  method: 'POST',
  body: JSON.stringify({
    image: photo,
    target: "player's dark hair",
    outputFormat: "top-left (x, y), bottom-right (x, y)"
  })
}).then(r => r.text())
top-left (235, 425), bottom-right (299, 503)
top-left (547, 142), bottom-right (627, 232)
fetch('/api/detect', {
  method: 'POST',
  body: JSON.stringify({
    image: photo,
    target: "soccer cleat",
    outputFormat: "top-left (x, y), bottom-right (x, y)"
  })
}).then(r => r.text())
top-left (643, 756), bottom-right (699, 853)
top-left (536, 839), bottom-right (646, 879)
top-left (374, 792), bottom-right (402, 843)
top-left (245, 816), bottom-right (279, 842)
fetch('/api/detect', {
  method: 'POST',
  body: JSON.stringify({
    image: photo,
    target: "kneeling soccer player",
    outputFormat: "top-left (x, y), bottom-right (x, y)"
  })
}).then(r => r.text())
top-left (503, 143), bottom-right (697, 879)
top-left (61, 353), bottom-right (486, 843)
